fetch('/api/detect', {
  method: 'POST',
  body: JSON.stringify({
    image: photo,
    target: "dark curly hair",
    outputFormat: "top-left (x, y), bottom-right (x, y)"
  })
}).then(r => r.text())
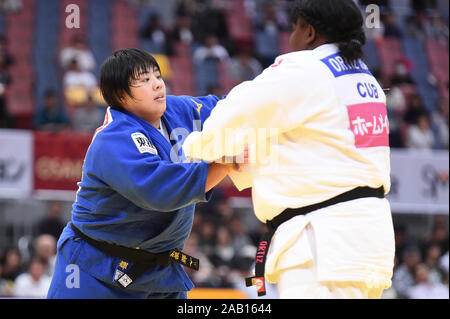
top-left (289, 0), bottom-right (366, 62)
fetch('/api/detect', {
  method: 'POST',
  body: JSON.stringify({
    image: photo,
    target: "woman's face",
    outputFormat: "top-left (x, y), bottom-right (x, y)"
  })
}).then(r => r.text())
top-left (121, 66), bottom-right (167, 128)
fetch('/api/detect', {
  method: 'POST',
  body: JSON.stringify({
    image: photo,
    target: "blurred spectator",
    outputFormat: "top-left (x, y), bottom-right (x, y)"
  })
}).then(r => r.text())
top-left (386, 87), bottom-right (408, 148)
top-left (404, 9), bottom-right (447, 40)
top-left (63, 59), bottom-right (98, 93)
top-left (0, 35), bottom-right (14, 67)
top-left (191, 0), bottom-right (231, 52)
top-left (392, 247), bottom-right (422, 299)
top-left (390, 60), bottom-right (415, 87)
top-left (383, 12), bottom-right (404, 39)
top-left (60, 34), bottom-right (96, 72)
top-left (408, 263), bottom-right (449, 299)
top-left (228, 214), bottom-right (253, 254)
top-left (193, 34), bottom-right (230, 63)
top-left (423, 244), bottom-right (446, 284)
top-left (194, 35), bottom-right (229, 95)
top-left (182, 232), bottom-right (217, 287)
top-left (423, 13), bottom-right (449, 41)
top-left (0, 91), bottom-right (13, 128)
top-left (13, 256), bottom-right (51, 298)
top-left (439, 250), bottom-right (449, 274)
top-left (228, 46), bottom-right (263, 83)
top-left (139, 12), bottom-right (173, 56)
top-left (0, 0), bottom-right (22, 13)
top-left (209, 225), bottom-right (237, 288)
top-left (34, 90), bottom-right (71, 133)
top-left (403, 93), bottom-right (428, 125)
top-left (411, 0), bottom-right (439, 13)
top-left (72, 97), bottom-right (106, 134)
top-left (357, 0), bottom-right (390, 9)
top-left (197, 219), bottom-right (217, 256)
top-left (0, 49), bottom-right (12, 128)
top-left (205, 188), bottom-right (234, 224)
top-left (421, 218), bottom-right (449, 257)
top-left (33, 234), bottom-right (57, 277)
top-left (169, 14), bottom-right (196, 46)
top-left (209, 226), bottom-right (235, 270)
top-left (406, 113), bottom-right (435, 149)
top-left (1, 247), bottom-right (23, 281)
top-left (0, 256), bottom-right (13, 297)
top-left (394, 225), bottom-right (415, 265)
top-left (254, 3), bottom-right (282, 68)
top-left (431, 97), bottom-right (449, 149)
top-left (36, 201), bottom-right (66, 240)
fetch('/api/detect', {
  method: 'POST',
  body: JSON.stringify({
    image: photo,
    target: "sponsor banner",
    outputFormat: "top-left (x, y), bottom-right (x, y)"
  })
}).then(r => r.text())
top-left (0, 129), bottom-right (33, 198)
top-left (388, 149), bottom-right (449, 214)
top-left (33, 131), bottom-right (92, 193)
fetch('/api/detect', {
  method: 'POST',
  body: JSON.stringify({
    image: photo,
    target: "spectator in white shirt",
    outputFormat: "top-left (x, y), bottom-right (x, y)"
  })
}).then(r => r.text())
top-left (193, 35), bottom-right (229, 63)
top-left (408, 263), bottom-right (449, 299)
top-left (60, 35), bottom-right (96, 72)
top-left (13, 256), bottom-right (52, 298)
top-left (63, 59), bottom-right (98, 92)
top-left (406, 114), bottom-right (436, 149)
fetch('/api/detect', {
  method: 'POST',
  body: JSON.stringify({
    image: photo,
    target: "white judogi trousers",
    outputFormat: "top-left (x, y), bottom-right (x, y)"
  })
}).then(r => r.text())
top-left (265, 198), bottom-right (395, 299)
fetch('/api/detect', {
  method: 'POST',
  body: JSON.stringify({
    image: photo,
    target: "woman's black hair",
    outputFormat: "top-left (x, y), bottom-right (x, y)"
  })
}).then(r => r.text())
top-left (99, 48), bottom-right (161, 110)
top-left (289, 0), bottom-right (366, 62)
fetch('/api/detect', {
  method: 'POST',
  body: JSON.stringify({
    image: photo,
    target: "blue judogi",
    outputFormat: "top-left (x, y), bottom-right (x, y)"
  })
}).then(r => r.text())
top-left (47, 95), bottom-right (220, 299)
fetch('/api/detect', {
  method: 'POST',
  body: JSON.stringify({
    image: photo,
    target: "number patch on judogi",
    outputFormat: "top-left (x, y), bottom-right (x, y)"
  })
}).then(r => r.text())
top-left (131, 132), bottom-right (158, 155)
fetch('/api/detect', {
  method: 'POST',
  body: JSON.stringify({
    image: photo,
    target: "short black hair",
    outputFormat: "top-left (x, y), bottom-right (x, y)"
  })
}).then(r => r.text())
top-left (290, 0), bottom-right (366, 62)
top-left (99, 48), bottom-right (161, 110)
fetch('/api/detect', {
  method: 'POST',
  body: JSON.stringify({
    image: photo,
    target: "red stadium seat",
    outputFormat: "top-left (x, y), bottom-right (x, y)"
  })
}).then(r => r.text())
top-left (376, 37), bottom-right (406, 84)
top-left (425, 40), bottom-right (449, 87)
top-left (226, 0), bottom-right (253, 43)
top-left (110, 0), bottom-right (138, 52)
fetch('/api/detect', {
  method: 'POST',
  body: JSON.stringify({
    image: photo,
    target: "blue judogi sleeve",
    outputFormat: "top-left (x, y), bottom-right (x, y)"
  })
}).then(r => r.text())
top-left (173, 95), bottom-right (223, 130)
top-left (90, 123), bottom-right (211, 213)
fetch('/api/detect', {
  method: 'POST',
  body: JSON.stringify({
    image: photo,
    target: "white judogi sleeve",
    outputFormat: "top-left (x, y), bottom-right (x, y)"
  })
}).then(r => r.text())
top-left (183, 52), bottom-right (334, 160)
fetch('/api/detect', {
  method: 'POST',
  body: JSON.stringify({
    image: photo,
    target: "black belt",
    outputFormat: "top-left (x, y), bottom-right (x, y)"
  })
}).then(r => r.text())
top-left (70, 223), bottom-right (199, 288)
top-left (245, 186), bottom-right (385, 296)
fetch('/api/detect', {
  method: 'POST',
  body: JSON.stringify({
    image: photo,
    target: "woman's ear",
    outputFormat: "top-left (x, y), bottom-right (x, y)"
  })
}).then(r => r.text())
top-left (306, 24), bottom-right (316, 46)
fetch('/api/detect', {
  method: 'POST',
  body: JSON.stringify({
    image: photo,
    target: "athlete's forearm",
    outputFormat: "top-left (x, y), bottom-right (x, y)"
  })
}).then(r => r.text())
top-left (205, 162), bottom-right (233, 192)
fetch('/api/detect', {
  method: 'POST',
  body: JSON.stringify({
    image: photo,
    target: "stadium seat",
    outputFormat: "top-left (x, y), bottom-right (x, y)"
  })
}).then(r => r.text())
top-left (376, 37), bottom-right (406, 84)
top-left (226, 0), bottom-right (253, 44)
top-left (111, 0), bottom-right (138, 51)
top-left (425, 39), bottom-right (449, 85)
top-left (402, 37), bottom-right (440, 112)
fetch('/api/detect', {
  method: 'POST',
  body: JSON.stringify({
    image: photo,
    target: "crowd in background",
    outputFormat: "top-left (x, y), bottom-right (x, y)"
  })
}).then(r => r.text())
top-left (0, 196), bottom-right (448, 299)
top-left (0, 0), bottom-right (448, 299)
top-left (0, 0), bottom-right (448, 148)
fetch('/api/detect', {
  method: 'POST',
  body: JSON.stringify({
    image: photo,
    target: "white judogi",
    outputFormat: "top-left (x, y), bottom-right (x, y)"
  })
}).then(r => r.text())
top-left (183, 44), bottom-right (395, 298)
